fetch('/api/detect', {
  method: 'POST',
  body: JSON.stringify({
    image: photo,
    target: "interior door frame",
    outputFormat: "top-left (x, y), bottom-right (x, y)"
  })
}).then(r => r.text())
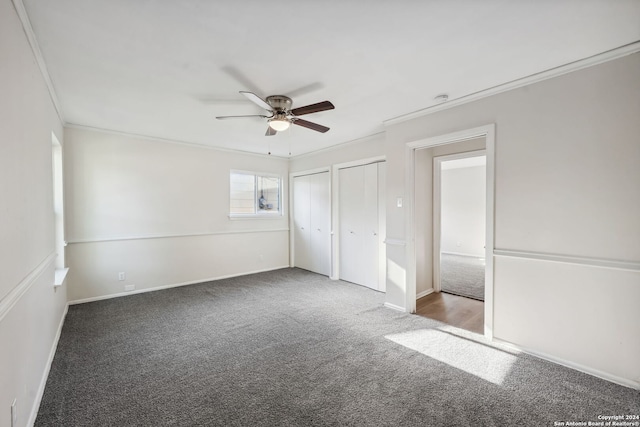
top-left (433, 149), bottom-right (487, 293)
top-left (289, 167), bottom-right (331, 269)
top-left (405, 124), bottom-right (495, 339)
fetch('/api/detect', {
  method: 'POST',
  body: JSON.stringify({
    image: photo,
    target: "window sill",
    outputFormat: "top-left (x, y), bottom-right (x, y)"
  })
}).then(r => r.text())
top-left (228, 214), bottom-right (283, 220)
top-left (54, 268), bottom-right (69, 287)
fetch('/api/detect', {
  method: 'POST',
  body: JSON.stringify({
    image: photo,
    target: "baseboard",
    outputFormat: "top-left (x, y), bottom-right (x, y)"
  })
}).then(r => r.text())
top-left (493, 338), bottom-right (640, 391)
top-left (28, 302), bottom-right (68, 426)
top-left (68, 266), bottom-right (291, 305)
top-left (384, 302), bottom-right (406, 312)
top-left (441, 251), bottom-right (485, 258)
top-left (416, 289), bottom-right (434, 299)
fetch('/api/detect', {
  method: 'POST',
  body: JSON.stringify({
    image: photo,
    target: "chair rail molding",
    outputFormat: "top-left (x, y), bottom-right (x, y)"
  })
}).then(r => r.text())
top-left (0, 251), bottom-right (56, 322)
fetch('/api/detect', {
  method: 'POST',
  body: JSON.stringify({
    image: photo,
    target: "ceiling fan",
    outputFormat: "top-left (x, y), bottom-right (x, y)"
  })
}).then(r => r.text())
top-left (216, 91), bottom-right (335, 136)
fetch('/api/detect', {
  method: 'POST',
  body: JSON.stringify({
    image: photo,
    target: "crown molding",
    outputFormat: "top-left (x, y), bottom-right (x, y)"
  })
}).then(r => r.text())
top-left (64, 123), bottom-right (289, 159)
top-left (384, 41), bottom-right (640, 127)
top-left (12, 0), bottom-right (65, 124)
top-left (289, 131), bottom-right (386, 161)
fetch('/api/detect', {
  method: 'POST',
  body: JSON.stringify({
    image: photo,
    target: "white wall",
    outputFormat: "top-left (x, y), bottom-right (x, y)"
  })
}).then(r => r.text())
top-left (289, 133), bottom-right (385, 173)
top-left (385, 53), bottom-right (640, 388)
top-left (441, 165), bottom-right (486, 257)
top-left (0, 0), bottom-right (68, 425)
top-left (64, 127), bottom-right (290, 302)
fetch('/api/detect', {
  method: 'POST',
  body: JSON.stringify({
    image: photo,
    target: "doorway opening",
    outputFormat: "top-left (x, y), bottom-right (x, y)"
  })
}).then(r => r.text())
top-left (405, 125), bottom-right (495, 338)
top-left (417, 151), bottom-right (486, 334)
top-left (435, 151), bottom-right (486, 300)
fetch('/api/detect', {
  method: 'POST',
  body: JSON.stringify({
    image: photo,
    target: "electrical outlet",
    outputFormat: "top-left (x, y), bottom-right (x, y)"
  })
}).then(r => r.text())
top-left (456, 241), bottom-right (462, 247)
top-left (11, 398), bottom-right (17, 427)
top-left (124, 284), bottom-right (135, 292)
top-left (118, 272), bottom-right (125, 281)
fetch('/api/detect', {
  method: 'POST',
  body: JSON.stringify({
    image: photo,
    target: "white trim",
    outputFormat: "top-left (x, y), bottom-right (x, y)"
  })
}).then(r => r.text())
top-left (68, 265), bottom-right (290, 305)
top-left (0, 252), bottom-right (56, 322)
top-left (290, 132), bottom-right (385, 160)
top-left (493, 249), bottom-right (640, 272)
top-left (333, 156), bottom-right (386, 171)
top-left (65, 123), bottom-right (286, 159)
top-left (28, 303), bottom-right (68, 427)
top-left (384, 302), bottom-right (406, 312)
top-left (405, 125), bottom-right (495, 341)
top-left (228, 214), bottom-right (283, 220)
top-left (54, 268), bottom-right (69, 287)
top-left (289, 167), bottom-right (332, 179)
top-left (433, 150), bottom-right (487, 293)
top-left (383, 238), bottom-right (406, 246)
top-left (433, 156), bottom-right (442, 292)
top-left (416, 289), bottom-right (434, 299)
top-left (12, 0), bottom-right (65, 123)
top-left (441, 251), bottom-right (485, 259)
top-left (493, 338), bottom-right (639, 391)
top-left (385, 41), bottom-right (640, 126)
top-left (66, 228), bottom-right (289, 244)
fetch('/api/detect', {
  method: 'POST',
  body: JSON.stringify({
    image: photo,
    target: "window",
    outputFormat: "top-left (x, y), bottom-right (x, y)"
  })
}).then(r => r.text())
top-left (52, 132), bottom-right (68, 286)
top-left (230, 171), bottom-right (281, 217)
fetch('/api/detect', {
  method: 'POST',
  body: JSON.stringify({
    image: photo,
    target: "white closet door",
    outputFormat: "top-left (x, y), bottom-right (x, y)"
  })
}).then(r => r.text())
top-left (377, 162), bottom-right (387, 292)
top-left (339, 166), bottom-right (365, 285)
top-left (309, 172), bottom-right (331, 276)
top-left (339, 162), bottom-right (386, 291)
top-left (293, 175), bottom-right (311, 271)
top-left (361, 163), bottom-right (379, 289)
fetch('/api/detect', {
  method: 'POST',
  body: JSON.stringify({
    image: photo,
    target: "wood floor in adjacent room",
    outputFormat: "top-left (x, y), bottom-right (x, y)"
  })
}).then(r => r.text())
top-left (416, 291), bottom-right (484, 334)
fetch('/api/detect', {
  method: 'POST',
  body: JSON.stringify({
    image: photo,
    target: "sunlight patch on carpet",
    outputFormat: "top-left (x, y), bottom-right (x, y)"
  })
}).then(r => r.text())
top-left (385, 329), bottom-right (518, 385)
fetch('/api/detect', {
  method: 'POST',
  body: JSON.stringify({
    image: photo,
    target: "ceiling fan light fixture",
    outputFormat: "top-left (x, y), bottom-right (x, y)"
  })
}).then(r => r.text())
top-left (269, 118), bottom-right (290, 132)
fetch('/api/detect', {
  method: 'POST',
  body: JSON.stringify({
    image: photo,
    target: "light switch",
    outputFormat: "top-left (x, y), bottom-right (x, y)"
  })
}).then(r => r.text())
top-left (396, 197), bottom-right (403, 208)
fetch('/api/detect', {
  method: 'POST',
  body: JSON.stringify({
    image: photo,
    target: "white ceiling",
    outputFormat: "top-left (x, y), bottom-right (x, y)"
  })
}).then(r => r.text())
top-left (23, 0), bottom-right (640, 157)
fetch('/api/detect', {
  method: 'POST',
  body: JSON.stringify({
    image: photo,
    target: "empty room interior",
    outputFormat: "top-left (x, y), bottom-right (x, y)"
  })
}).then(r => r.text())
top-left (2, 1), bottom-right (639, 426)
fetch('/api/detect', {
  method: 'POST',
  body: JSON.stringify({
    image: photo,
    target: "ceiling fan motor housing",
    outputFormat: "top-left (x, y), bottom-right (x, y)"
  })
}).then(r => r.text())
top-left (266, 95), bottom-right (293, 113)
top-left (216, 91), bottom-right (333, 135)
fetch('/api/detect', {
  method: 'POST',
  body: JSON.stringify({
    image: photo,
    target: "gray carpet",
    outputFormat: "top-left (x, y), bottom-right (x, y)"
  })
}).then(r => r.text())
top-left (440, 253), bottom-right (485, 301)
top-left (36, 268), bottom-right (638, 426)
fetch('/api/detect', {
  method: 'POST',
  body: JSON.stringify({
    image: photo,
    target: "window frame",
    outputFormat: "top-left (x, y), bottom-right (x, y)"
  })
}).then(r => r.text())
top-left (229, 169), bottom-right (283, 219)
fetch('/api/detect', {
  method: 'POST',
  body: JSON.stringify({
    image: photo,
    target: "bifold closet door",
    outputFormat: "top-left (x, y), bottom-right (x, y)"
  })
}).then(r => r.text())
top-left (293, 175), bottom-right (312, 271)
top-left (293, 172), bottom-right (330, 276)
top-left (338, 166), bottom-right (364, 285)
top-left (309, 172), bottom-right (331, 275)
top-left (339, 163), bottom-right (381, 290)
top-left (361, 163), bottom-right (380, 288)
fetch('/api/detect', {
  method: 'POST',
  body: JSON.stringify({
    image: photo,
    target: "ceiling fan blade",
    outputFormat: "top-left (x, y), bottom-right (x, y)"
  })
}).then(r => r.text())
top-left (286, 82), bottom-right (324, 98)
top-left (293, 119), bottom-right (330, 133)
top-left (215, 115), bottom-right (269, 120)
top-left (265, 126), bottom-right (277, 136)
top-left (221, 66), bottom-right (263, 96)
top-left (240, 91), bottom-right (272, 111)
top-left (291, 101), bottom-right (335, 116)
